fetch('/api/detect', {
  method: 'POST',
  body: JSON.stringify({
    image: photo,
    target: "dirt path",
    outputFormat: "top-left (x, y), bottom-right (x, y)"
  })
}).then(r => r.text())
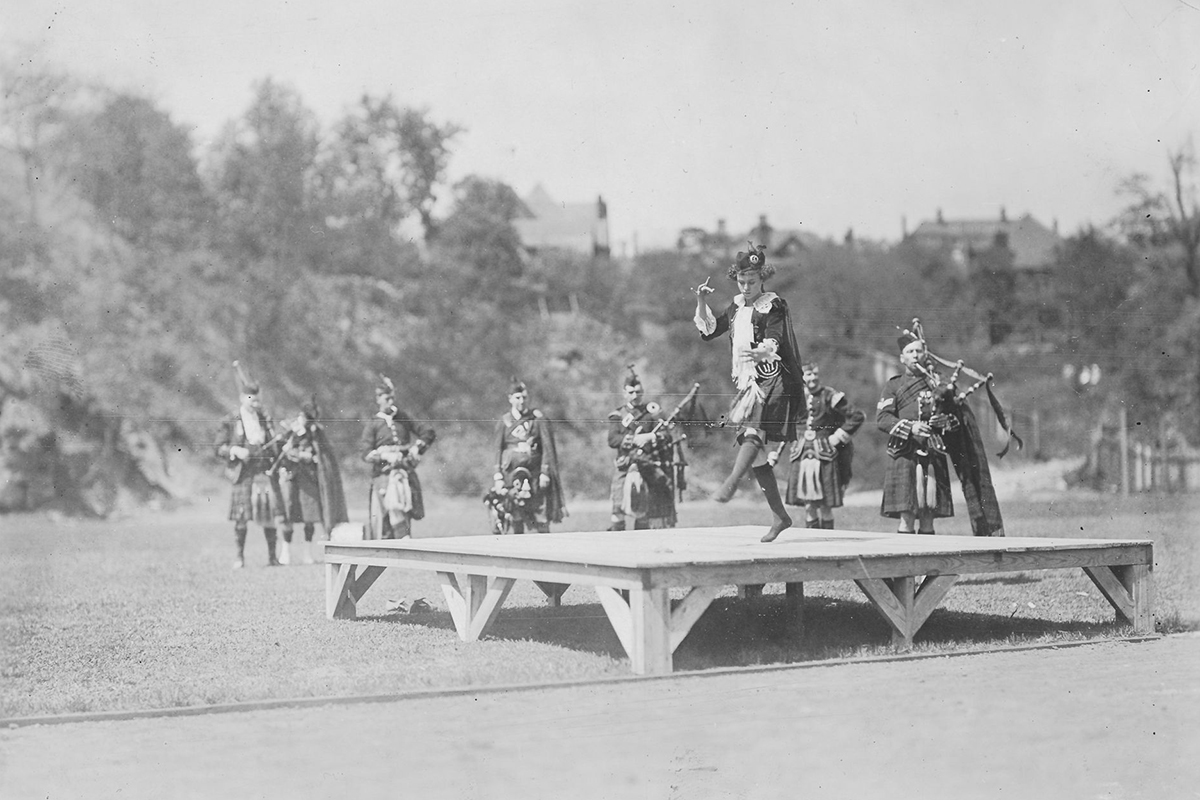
top-left (3, 634), bottom-right (1196, 800)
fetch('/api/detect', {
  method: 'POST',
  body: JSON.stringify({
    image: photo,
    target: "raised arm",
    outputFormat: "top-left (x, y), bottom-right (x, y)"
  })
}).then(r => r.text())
top-left (692, 277), bottom-right (729, 341)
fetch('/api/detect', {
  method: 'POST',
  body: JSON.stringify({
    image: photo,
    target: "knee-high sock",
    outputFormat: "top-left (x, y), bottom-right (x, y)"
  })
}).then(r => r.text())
top-left (754, 465), bottom-right (792, 542)
top-left (264, 527), bottom-right (278, 563)
top-left (714, 441), bottom-right (761, 502)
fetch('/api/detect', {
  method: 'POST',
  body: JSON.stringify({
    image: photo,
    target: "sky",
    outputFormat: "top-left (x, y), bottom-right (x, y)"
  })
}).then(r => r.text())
top-left (4, 0), bottom-right (1200, 253)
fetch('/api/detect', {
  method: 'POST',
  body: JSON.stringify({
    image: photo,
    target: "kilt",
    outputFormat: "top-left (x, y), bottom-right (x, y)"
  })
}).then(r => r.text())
top-left (279, 466), bottom-right (322, 524)
top-left (729, 372), bottom-right (801, 444)
top-left (785, 439), bottom-right (854, 508)
top-left (785, 455), bottom-right (843, 508)
top-left (610, 465), bottom-right (675, 525)
top-left (228, 472), bottom-right (282, 524)
top-left (880, 451), bottom-right (953, 519)
top-left (366, 471), bottom-right (424, 540)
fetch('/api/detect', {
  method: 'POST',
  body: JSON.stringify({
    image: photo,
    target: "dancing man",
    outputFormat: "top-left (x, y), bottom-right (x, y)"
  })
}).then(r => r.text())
top-left (693, 242), bottom-right (806, 542)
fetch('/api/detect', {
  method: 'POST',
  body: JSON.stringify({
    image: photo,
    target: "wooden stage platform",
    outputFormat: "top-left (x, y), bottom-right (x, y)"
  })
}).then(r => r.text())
top-left (323, 527), bottom-right (1154, 675)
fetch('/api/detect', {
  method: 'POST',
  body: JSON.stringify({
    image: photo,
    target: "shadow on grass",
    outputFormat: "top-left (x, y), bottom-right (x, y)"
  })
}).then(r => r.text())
top-left (957, 573), bottom-right (1042, 586)
top-left (366, 594), bottom-right (1126, 671)
top-left (676, 596), bottom-right (1124, 669)
top-left (360, 603), bottom-right (628, 660)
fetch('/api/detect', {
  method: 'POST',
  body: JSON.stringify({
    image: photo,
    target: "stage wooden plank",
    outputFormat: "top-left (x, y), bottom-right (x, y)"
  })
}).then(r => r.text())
top-left (855, 578), bottom-right (906, 634)
top-left (350, 566), bottom-right (385, 604)
top-left (669, 586), bottom-right (721, 652)
top-left (325, 525), bottom-right (1153, 674)
top-left (324, 527), bottom-right (1150, 564)
top-left (912, 574), bottom-right (959, 630)
top-left (326, 547), bottom-right (646, 588)
top-left (643, 545), bottom-right (1152, 589)
top-left (464, 574), bottom-right (488, 626)
top-left (534, 581), bottom-right (569, 606)
top-left (324, 532), bottom-right (1152, 580)
top-left (436, 572), bottom-right (467, 634)
top-left (326, 563), bottom-right (358, 620)
top-left (888, 576), bottom-right (916, 649)
top-left (596, 586), bottom-right (633, 658)
top-left (630, 588), bottom-right (672, 675)
top-left (1084, 563), bottom-right (1154, 633)
top-left (1123, 564), bottom-right (1154, 634)
top-left (465, 577), bottom-right (515, 641)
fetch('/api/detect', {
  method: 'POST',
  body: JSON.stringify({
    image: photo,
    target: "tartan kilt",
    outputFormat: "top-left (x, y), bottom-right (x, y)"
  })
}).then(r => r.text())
top-left (279, 467), bottom-right (322, 524)
top-left (880, 452), bottom-right (953, 519)
top-left (610, 466), bottom-right (676, 525)
top-left (731, 372), bottom-right (801, 444)
top-left (228, 473), bottom-right (282, 524)
top-left (365, 471), bottom-right (423, 540)
top-left (784, 456), bottom-right (845, 508)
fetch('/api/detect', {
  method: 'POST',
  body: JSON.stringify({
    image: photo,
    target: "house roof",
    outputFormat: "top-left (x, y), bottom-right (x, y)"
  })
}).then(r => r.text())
top-left (909, 213), bottom-right (1059, 271)
top-left (514, 184), bottom-right (608, 254)
top-left (768, 228), bottom-right (826, 255)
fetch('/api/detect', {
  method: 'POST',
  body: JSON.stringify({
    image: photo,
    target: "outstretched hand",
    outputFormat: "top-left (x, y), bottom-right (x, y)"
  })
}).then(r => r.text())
top-left (692, 277), bottom-right (714, 296)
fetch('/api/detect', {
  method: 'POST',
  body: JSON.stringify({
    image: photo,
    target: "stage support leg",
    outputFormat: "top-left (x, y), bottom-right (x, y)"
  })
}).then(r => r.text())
top-left (596, 585), bottom-right (721, 675)
top-left (437, 572), bottom-right (516, 641)
top-left (855, 574), bottom-right (958, 650)
top-left (1084, 564), bottom-right (1154, 634)
top-left (326, 564), bottom-right (386, 620)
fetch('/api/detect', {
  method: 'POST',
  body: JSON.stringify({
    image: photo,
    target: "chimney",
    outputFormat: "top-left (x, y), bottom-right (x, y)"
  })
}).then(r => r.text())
top-left (936, 208), bottom-right (944, 225)
top-left (1000, 206), bottom-right (1007, 223)
top-left (754, 214), bottom-right (774, 250)
top-left (596, 195), bottom-right (607, 219)
top-left (717, 218), bottom-right (727, 238)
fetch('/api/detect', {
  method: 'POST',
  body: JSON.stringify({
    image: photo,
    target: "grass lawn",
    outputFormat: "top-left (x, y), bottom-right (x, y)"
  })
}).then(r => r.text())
top-left (2, 489), bottom-right (1197, 718)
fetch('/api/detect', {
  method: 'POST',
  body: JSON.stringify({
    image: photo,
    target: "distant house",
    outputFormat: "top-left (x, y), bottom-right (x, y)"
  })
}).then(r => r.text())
top-left (514, 184), bottom-right (610, 258)
top-left (907, 208), bottom-right (1061, 286)
top-left (677, 214), bottom-right (825, 265)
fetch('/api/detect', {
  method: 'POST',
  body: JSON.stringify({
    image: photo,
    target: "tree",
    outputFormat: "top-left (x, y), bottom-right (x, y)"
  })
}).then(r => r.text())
top-left (0, 53), bottom-right (80, 228)
top-left (207, 78), bottom-right (321, 266)
top-left (1115, 141), bottom-right (1200, 441)
top-left (64, 93), bottom-right (212, 251)
top-left (312, 95), bottom-right (457, 278)
top-left (1051, 227), bottom-right (1136, 361)
top-left (1118, 141), bottom-right (1200, 298)
top-left (435, 175), bottom-right (529, 282)
top-left (206, 79), bottom-right (324, 356)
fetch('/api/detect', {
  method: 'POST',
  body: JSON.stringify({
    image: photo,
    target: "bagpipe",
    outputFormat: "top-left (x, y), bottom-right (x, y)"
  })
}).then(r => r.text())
top-left (896, 318), bottom-right (1023, 459)
top-left (625, 382), bottom-right (701, 501)
top-left (222, 427), bottom-right (290, 483)
top-left (483, 466), bottom-right (538, 535)
top-left (266, 419), bottom-right (318, 478)
top-left (372, 444), bottom-right (421, 473)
